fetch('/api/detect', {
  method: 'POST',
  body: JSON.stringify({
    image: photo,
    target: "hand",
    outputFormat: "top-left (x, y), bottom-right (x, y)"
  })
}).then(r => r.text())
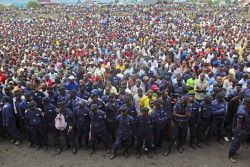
top-left (68, 126), bottom-right (73, 134)
top-left (239, 130), bottom-right (242, 136)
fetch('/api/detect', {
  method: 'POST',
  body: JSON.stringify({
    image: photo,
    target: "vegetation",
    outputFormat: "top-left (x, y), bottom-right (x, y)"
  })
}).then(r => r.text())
top-left (27, 1), bottom-right (41, 8)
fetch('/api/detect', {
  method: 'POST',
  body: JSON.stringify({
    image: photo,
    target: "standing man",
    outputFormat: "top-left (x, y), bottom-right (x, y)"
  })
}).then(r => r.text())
top-left (228, 98), bottom-right (250, 163)
top-left (110, 106), bottom-right (134, 159)
top-left (88, 104), bottom-right (110, 155)
top-left (194, 73), bottom-right (209, 102)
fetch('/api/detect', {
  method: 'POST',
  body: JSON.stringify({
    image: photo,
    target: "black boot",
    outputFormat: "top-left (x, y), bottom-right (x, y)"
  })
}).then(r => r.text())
top-left (190, 141), bottom-right (196, 150)
top-left (243, 141), bottom-right (248, 148)
top-left (110, 150), bottom-right (117, 159)
top-left (28, 142), bottom-right (33, 148)
top-left (153, 147), bottom-right (158, 155)
top-left (36, 145), bottom-right (41, 151)
top-left (56, 147), bottom-right (62, 155)
top-left (89, 147), bottom-right (95, 155)
top-left (63, 144), bottom-right (70, 151)
top-left (84, 144), bottom-right (89, 150)
top-left (44, 145), bottom-right (48, 151)
top-left (72, 146), bottom-right (77, 154)
top-left (228, 151), bottom-right (237, 163)
top-left (124, 149), bottom-right (129, 158)
top-left (0, 137), bottom-right (3, 143)
top-left (196, 141), bottom-right (202, 148)
top-left (105, 145), bottom-right (111, 154)
top-left (136, 151), bottom-right (141, 159)
top-left (177, 146), bottom-right (183, 153)
top-left (78, 143), bottom-right (83, 149)
top-left (217, 138), bottom-right (224, 145)
top-left (164, 146), bottom-right (171, 156)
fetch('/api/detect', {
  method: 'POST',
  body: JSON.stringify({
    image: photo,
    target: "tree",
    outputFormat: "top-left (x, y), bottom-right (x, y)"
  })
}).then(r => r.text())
top-left (27, 1), bottom-right (41, 8)
top-left (8, 4), bottom-right (18, 8)
top-left (226, 0), bottom-right (232, 5)
top-left (0, 4), bottom-right (5, 9)
top-left (115, 0), bottom-right (119, 3)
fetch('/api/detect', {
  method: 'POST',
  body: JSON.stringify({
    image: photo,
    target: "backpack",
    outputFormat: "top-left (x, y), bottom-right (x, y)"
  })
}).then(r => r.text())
top-left (55, 114), bottom-right (67, 131)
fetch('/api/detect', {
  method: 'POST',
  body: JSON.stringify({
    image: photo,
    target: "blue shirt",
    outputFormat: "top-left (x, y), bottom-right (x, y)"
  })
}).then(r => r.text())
top-left (65, 81), bottom-right (79, 91)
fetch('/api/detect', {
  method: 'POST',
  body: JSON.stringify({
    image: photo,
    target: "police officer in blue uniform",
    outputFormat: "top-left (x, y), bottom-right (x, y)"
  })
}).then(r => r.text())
top-left (57, 101), bottom-right (77, 154)
top-left (2, 96), bottom-right (21, 146)
top-left (20, 93), bottom-right (36, 147)
top-left (25, 101), bottom-right (47, 151)
top-left (135, 107), bottom-right (154, 159)
top-left (76, 84), bottom-right (90, 100)
top-left (151, 99), bottom-right (170, 154)
top-left (172, 97), bottom-right (190, 153)
top-left (207, 92), bottom-right (228, 145)
top-left (57, 87), bottom-right (70, 103)
top-left (74, 100), bottom-right (90, 150)
top-left (67, 90), bottom-right (82, 112)
top-left (197, 95), bottom-right (213, 147)
top-left (105, 93), bottom-right (121, 142)
top-left (187, 93), bottom-right (200, 149)
top-left (121, 97), bottom-right (137, 119)
top-left (0, 85), bottom-right (6, 142)
top-left (243, 79), bottom-right (250, 98)
top-left (89, 104), bottom-right (110, 155)
top-left (42, 97), bottom-right (60, 153)
top-left (88, 94), bottom-right (106, 112)
top-left (47, 86), bottom-right (57, 106)
top-left (32, 85), bottom-right (45, 110)
top-left (110, 106), bottom-right (134, 159)
top-left (228, 98), bottom-right (250, 163)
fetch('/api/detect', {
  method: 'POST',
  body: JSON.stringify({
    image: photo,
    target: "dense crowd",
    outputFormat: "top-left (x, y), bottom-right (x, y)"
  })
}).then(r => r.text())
top-left (0, 3), bottom-right (249, 163)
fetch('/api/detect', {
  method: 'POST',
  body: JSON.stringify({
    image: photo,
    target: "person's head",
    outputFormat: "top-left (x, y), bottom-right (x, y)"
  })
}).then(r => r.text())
top-left (120, 106), bottom-right (128, 117)
top-left (42, 97), bottom-right (50, 106)
top-left (236, 83), bottom-right (242, 92)
top-left (244, 98), bottom-right (250, 108)
top-left (204, 95), bottom-right (212, 104)
top-left (228, 74), bottom-right (233, 81)
top-left (149, 76), bottom-right (156, 83)
top-left (219, 64), bottom-right (224, 71)
top-left (109, 93), bottom-right (116, 103)
top-left (47, 86), bottom-right (53, 94)
top-left (181, 97), bottom-right (189, 107)
top-left (68, 76), bottom-right (75, 83)
top-left (2, 96), bottom-right (10, 104)
top-left (177, 77), bottom-right (182, 84)
top-left (188, 93), bottom-right (195, 103)
top-left (59, 87), bottom-right (66, 95)
top-left (238, 91), bottom-right (245, 100)
top-left (69, 90), bottom-right (76, 99)
top-left (91, 94), bottom-right (98, 103)
top-left (78, 100), bottom-right (86, 108)
top-left (140, 107), bottom-right (149, 117)
top-left (147, 89), bottom-right (153, 98)
top-left (137, 88), bottom-right (143, 97)
top-left (124, 96), bottom-right (132, 105)
top-left (14, 91), bottom-right (22, 101)
top-left (216, 92), bottom-right (225, 103)
top-left (32, 85), bottom-right (39, 93)
top-left (191, 72), bottom-right (196, 79)
top-left (154, 99), bottom-right (163, 108)
top-left (29, 101), bottom-right (37, 111)
top-left (24, 93), bottom-right (33, 101)
top-left (90, 104), bottom-right (98, 114)
top-left (200, 73), bottom-right (205, 81)
top-left (216, 76), bottom-right (222, 83)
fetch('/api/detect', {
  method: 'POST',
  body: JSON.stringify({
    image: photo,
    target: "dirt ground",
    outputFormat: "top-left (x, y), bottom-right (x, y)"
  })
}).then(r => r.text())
top-left (0, 138), bottom-right (250, 167)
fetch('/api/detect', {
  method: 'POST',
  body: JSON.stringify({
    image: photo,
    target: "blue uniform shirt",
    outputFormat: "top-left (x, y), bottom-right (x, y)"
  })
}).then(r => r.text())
top-left (2, 103), bottom-right (15, 126)
top-left (74, 106), bottom-right (90, 128)
top-left (173, 101), bottom-right (190, 123)
top-left (116, 115), bottom-right (134, 137)
top-left (211, 100), bottom-right (228, 119)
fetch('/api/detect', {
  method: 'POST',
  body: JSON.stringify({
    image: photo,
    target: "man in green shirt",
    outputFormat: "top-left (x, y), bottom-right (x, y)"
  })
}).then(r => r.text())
top-left (186, 72), bottom-right (197, 94)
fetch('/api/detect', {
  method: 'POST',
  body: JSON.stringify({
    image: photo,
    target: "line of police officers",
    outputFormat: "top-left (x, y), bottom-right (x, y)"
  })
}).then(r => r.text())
top-left (0, 86), bottom-right (250, 163)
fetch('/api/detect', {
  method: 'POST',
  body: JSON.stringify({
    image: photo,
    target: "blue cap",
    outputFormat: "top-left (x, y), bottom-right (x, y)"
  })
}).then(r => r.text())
top-left (212, 61), bottom-right (218, 66)
top-left (91, 89), bottom-right (99, 94)
top-left (193, 55), bottom-right (197, 59)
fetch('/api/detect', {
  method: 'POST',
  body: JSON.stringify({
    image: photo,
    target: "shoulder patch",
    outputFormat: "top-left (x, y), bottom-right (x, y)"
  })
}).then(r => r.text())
top-left (25, 110), bottom-right (28, 113)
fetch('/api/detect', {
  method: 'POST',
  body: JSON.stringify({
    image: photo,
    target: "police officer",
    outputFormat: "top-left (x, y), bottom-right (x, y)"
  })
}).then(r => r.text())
top-left (47, 86), bottom-right (57, 106)
top-left (76, 84), bottom-right (90, 100)
top-left (187, 93), bottom-right (200, 149)
top-left (89, 104), bottom-right (110, 155)
top-left (197, 95), bottom-right (213, 147)
top-left (32, 85), bottom-right (45, 110)
top-left (208, 92), bottom-right (228, 145)
top-left (151, 99), bottom-right (170, 154)
top-left (121, 97), bottom-right (137, 119)
top-left (74, 100), bottom-right (90, 150)
top-left (105, 93), bottom-right (121, 142)
top-left (2, 96), bottom-right (21, 146)
top-left (88, 94), bottom-right (106, 112)
top-left (25, 101), bottom-right (47, 151)
top-left (172, 97), bottom-right (190, 153)
top-left (42, 97), bottom-right (60, 153)
top-left (67, 90), bottom-right (82, 112)
top-left (135, 107), bottom-right (154, 159)
top-left (20, 93), bottom-right (36, 147)
top-left (228, 98), bottom-right (250, 163)
top-left (110, 106), bottom-right (134, 159)
top-left (57, 101), bottom-right (77, 154)
top-left (57, 87), bottom-right (70, 103)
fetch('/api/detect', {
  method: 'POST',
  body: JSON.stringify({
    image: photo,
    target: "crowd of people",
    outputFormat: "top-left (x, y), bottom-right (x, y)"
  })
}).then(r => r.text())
top-left (0, 3), bottom-right (249, 163)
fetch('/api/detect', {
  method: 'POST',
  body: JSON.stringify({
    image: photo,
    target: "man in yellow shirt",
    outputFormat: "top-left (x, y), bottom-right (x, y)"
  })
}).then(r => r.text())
top-left (116, 60), bottom-right (125, 72)
top-left (140, 89), bottom-right (157, 109)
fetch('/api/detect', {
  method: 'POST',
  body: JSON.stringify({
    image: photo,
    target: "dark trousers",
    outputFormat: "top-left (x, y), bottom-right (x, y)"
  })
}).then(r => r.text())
top-left (62, 127), bottom-right (76, 147)
top-left (197, 118), bottom-right (211, 141)
top-left (45, 123), bottom-right (60, 147)
top-left (76, 126), bottom-right (90, 146)
top-left (230, 129), bottom-right (243, 153)
top-left (6, 123), bottom-right (21, 141)
top-left (189, 123), bottom-right (197, 143)
top-left (28, 124), bottom-right (47, 146)
top-left (153, 125), bottom-right (164, 147)
top-left (207, 118), bottom-right (224, 139)
top-left (137, 137), bottom-right (153, 152)
top-left (173, 122), bottom-right (188, 147)
top-left (88, 127), bottom-right (109, 147)
top-left (113, 135), bottom-right (132, 150)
